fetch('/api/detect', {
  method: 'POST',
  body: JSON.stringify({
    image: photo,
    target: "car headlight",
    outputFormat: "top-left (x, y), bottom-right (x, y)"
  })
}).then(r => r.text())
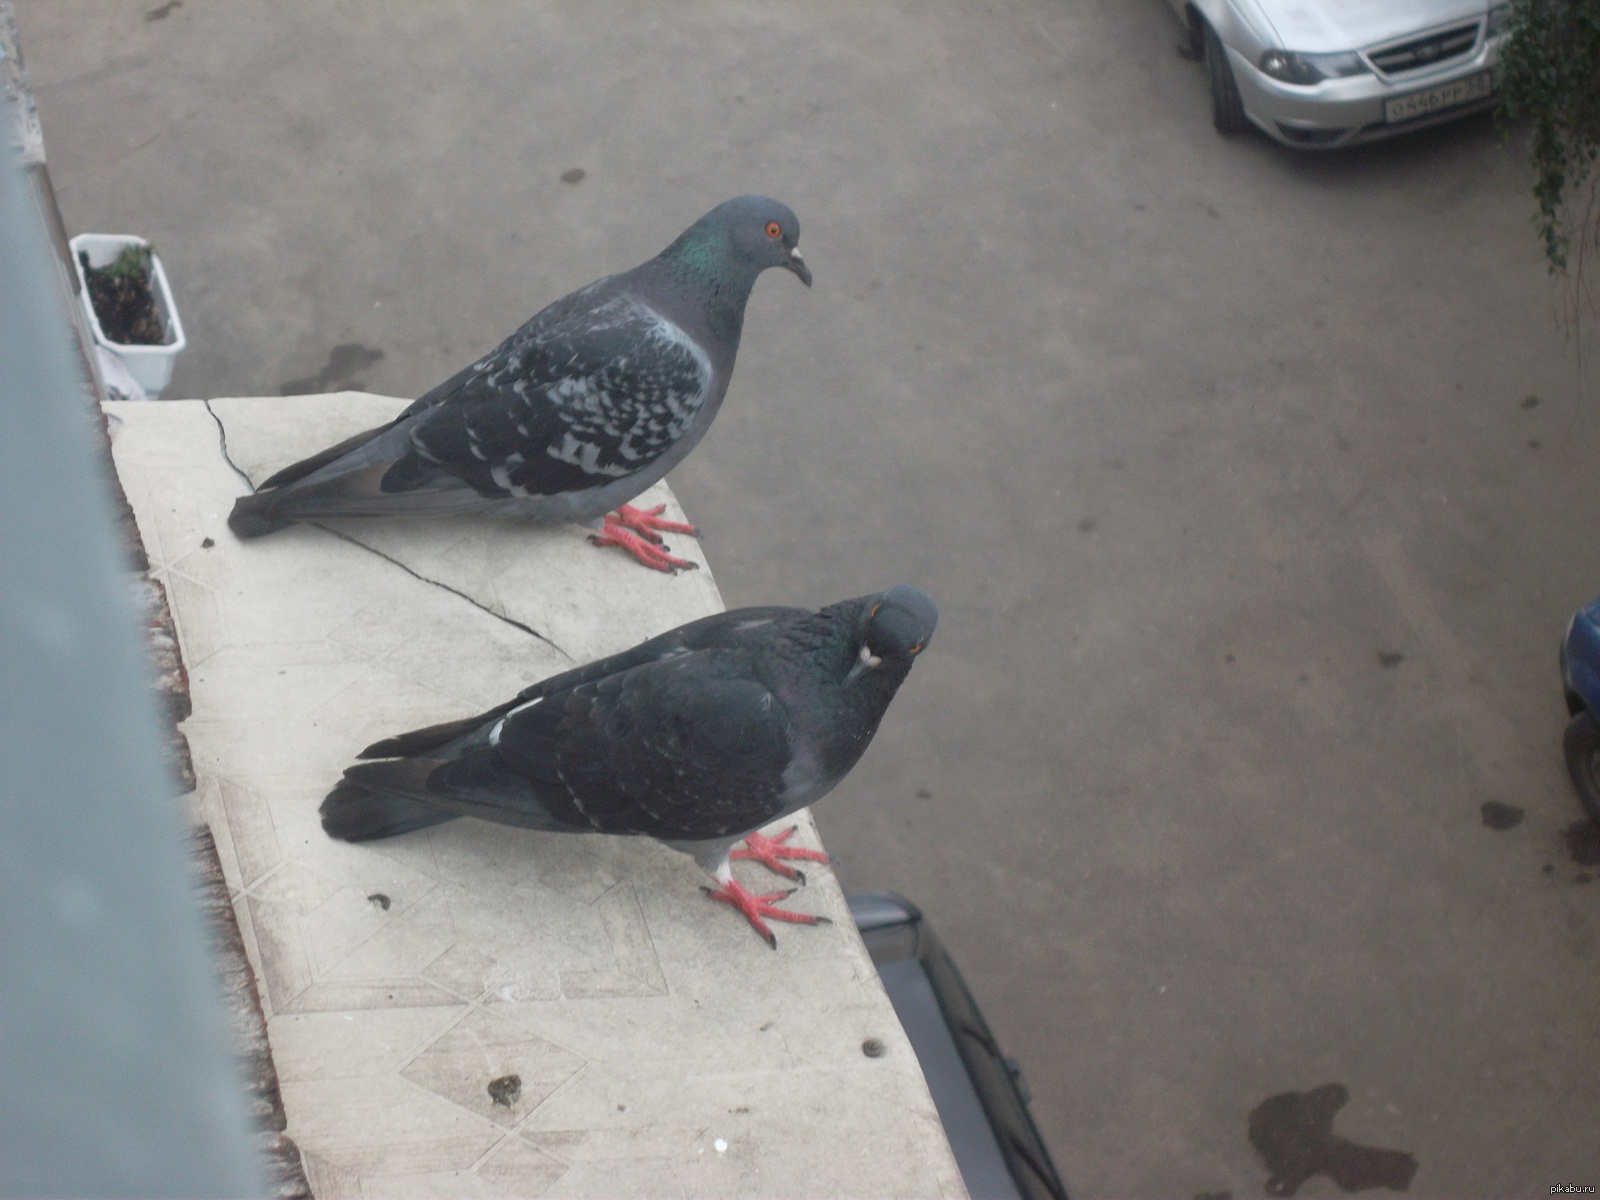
top-left (1258, 49), bottom-right (1370, 84)
top-left (1486, 2), bottom-right (1513, 36)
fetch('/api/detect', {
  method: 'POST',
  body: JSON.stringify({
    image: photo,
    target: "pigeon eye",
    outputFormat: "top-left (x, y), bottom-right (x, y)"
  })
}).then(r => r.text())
top-left (765, 221), bottom-right (782, 239)
top-left (909, 642), bottom-right (923, 654)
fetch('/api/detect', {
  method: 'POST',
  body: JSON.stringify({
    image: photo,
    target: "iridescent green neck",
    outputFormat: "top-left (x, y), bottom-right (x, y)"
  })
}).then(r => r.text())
top-left (658, 221), bottom-right (759, 327)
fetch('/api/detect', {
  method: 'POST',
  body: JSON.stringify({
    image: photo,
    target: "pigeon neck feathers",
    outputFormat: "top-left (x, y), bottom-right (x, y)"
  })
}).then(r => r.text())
top-left (772, 597), bottom-right (915, 713)
top-left (652, 225), bottom-right (763, 344)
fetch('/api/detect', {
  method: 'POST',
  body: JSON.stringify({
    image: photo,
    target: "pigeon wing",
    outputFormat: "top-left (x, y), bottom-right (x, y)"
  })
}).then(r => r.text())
top-left (382, 294), bottom-right (713, 499)
top-left (356, 606), bottom-right (805, 761)
top-left (432, 650), bottom-right (794, 842)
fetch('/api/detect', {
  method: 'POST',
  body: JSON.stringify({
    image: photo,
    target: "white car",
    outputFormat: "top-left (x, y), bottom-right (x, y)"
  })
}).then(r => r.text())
top-left (1169, 0), bottom-right (1510, 147)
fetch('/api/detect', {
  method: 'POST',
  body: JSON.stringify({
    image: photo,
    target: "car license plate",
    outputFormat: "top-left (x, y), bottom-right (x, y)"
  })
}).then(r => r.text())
top-left (1384, 70), bottom-right (1493, 124)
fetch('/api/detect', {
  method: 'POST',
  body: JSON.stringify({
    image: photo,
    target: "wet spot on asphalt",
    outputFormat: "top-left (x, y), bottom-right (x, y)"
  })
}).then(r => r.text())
top-left (1565, 819), bottom-right (1600, 866)
top-left (279, 343), bottom-right (384, 395)
top-left (1480, 802), bottom-right (1524, 831)
top-left (1249, 1084), bottom-right (1418, 1197)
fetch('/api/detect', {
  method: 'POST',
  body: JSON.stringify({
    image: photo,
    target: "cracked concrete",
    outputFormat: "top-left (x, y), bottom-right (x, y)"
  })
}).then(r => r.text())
top-left (105, 393), bottom-right (965, 1199)
top-left (203, 396), bottom-right (571, 656)
top-left (201, 393), bottom-right (724, 668)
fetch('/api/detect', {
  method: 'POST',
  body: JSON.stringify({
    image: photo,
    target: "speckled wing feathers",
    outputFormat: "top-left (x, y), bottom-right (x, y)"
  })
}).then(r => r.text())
top-left (383, 292), bottom-right (712, 500)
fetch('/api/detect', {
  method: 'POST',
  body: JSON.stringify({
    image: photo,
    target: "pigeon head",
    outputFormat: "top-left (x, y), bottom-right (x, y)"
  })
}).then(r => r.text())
top-left (661, 195), bottom-right (811, 294)
top-left (848, 585), bottom-right (937, 684)
top-left (719, 195), bottom-right (811, 287)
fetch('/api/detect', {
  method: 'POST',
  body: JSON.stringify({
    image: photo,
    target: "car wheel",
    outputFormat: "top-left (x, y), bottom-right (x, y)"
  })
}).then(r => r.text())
top-left (1202, 20), bottom-right (1249, 135)
top-left (1562, 710), bottom-right (1600, 822)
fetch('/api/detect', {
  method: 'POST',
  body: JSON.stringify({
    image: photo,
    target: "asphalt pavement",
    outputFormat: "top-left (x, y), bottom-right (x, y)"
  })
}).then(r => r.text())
top-left (17, 1), bottom-right (1600, 1194)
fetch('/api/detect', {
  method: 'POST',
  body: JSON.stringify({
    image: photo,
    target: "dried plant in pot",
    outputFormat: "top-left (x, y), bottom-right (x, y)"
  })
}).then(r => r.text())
top-left (70, 233), bottom-right (187, 399)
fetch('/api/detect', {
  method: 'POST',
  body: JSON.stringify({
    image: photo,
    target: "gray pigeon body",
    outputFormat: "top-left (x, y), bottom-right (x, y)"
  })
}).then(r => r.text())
top-left (228, 195), bottom-right (809, 543)
top-left (320, 586), bottom-right (937, 942)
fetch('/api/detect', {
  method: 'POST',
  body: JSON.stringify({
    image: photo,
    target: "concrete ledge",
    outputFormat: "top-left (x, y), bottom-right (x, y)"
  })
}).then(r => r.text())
top-left (106, 394), bottom-right (965, 1199)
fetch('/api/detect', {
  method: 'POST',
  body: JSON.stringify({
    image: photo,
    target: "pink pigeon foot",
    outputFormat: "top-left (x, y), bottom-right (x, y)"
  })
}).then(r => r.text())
top-left (613, 502), bottom-right (699, 540)
top-left (589, 504), bottom-right (699, 572)
top-left (731, 826), bottom-right (830, 883)
top-left (702, 877), bottom-right (832, 949)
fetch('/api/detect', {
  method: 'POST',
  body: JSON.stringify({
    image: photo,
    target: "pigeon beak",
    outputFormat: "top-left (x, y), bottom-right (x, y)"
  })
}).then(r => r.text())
top-left (785, 247), bottom-right (812, 287)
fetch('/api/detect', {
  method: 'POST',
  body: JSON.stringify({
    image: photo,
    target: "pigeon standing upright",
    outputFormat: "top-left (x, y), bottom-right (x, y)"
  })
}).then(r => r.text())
top-left (228, 195), bottom-right (811, 571)
top-left (319, 586), bottom-right (937, 946)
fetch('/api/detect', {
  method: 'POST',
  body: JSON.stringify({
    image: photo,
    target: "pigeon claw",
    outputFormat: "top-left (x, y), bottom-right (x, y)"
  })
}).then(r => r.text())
top-left (701, 878), bottom-right (831, 949)
top-left (730, 826), bottom-right (831, 882)
top-left (612, 502), bottom-right (700, 541)
top-left (590, 514), bottom-right (698, 573)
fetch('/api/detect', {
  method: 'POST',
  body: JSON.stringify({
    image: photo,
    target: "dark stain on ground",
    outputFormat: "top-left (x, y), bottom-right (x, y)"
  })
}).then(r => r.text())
top-left (279, 343), bottom-right (384, 395)
top-left (862, 1038), bottom-right (886, 1058)
top-left (1565, 818), bottom-right (1600, 866)
top-left (916, 788), bottom-right (932, 799)
top-left (201, 537), bottom-right (214, 549)
top-left (1522, 393), bottom-right (1540, 408)
top-left (1194, 1192), bottom-right (1233, 1200)
top-left (1529, 440), bottom-right (1542, 449)
top-left (366, 893), bottom-right (390, 911)
top-left (561, 167), bottom-right (587, 184)
top-left (1480, 801), bottom-right (1525, 831)
top-left (1249, 1084), bottom-right (1418, 1196)
top-left (487, 1074), bottom-right (521, 1107)
top-left (1077, 517), bottom-right (1098, 533)
top-left (1543, 862), bottom-right (1556, 875)
top-left (145, 0), bottom-right (182, 20)
top-left (1377, 651), bottom-right (1405, 668)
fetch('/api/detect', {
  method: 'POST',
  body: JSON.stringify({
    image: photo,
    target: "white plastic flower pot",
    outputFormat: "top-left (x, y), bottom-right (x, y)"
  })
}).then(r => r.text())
top-left (70, 233), bottom-right (187, 399)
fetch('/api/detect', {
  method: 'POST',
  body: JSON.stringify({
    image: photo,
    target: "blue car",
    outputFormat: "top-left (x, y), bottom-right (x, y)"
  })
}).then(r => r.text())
top-left (1559, 598), bottom-right (1600, 821)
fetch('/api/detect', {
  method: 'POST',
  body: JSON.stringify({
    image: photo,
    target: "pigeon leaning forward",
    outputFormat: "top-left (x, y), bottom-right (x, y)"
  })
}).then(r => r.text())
top-left (228, 195), bottom-right (811, 571)
top-left (320, 586), bottom-right (937, 946)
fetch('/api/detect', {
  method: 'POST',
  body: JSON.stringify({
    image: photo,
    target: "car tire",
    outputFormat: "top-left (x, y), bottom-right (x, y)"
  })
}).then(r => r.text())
top-left (1202, 20), bottom-right (1250, 135)
top-left (1563, 709), bottom-right (1600, 822)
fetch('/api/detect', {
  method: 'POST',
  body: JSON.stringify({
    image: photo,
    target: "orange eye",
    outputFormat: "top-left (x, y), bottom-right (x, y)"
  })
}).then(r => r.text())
top-left (909, 643), bottom-right (923, 654)
top-left (765, 221), bottom-right (782, 239)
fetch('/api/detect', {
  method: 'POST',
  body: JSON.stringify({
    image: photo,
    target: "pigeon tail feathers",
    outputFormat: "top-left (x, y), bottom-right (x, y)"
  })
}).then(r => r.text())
top-left (321, 763), bottom-right (460, 842)
top-left (256, 421), bottom-right (397, 491)
top-left (358, 709), bottom-right (511, 760)
top-left (227, 490), bottom-right (297, 539)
